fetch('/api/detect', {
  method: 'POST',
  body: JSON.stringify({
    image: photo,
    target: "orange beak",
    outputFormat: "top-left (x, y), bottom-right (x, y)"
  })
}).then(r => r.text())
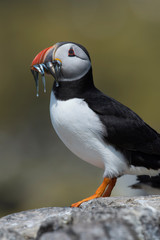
top-left (31, 46), bottom-right (55, 70)
top-left (31, 44), bottom-right (62, 97)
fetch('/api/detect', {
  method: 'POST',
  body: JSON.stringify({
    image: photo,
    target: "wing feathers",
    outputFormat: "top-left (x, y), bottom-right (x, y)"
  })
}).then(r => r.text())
top-left (84, 88), bottom-right (160, 156)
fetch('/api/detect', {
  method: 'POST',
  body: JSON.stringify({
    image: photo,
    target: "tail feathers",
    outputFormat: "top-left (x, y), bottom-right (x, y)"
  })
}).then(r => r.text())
top-left (130, 174), bottom-right (160, 194)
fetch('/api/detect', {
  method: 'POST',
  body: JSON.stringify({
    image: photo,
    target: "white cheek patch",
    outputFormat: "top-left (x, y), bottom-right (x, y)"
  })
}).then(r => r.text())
top-left (61, 57), bottom-right (91, 81)
top-left (55, 43), bottom-right (91, 81)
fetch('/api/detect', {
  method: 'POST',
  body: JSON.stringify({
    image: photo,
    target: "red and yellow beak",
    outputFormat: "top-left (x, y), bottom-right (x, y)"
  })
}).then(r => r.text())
top-left (31, 44), bottom-right (62, 97)
top-left (31, 45), bottom-right (55, 71)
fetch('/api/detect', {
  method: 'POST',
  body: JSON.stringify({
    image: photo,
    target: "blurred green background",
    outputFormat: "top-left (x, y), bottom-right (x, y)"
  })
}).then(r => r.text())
top-left (1, 0), bottom-right (160, 217)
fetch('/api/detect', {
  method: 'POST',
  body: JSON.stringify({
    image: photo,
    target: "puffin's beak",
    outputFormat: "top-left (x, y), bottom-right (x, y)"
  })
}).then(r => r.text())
top-left (30, 45), bottom-right (62, 97)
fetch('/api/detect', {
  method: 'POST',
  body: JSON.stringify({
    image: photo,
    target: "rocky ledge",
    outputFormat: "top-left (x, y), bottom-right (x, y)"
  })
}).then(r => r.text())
top-left (0, 195), bottom-right (160, 240)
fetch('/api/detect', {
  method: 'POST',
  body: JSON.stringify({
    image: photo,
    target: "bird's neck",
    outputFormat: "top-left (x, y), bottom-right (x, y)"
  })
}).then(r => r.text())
top-left (52, 68), bottom-right (95, 100)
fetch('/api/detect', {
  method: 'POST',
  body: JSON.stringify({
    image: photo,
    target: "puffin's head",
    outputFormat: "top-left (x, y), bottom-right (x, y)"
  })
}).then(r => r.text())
top-left (31, 42), bottom-right (91, 96)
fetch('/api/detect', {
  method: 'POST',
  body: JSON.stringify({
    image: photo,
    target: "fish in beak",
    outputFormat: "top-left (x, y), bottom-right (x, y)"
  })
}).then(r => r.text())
top-left (30, 45), bottom-right (62, 97)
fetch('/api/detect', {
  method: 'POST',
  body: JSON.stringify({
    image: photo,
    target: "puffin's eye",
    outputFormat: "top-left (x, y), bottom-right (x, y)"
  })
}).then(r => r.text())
top-left (68, 48), bottom-right (75, 57)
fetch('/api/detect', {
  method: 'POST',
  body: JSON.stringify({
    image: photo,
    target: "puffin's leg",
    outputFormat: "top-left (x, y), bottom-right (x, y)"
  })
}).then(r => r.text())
top-left (103, 178), bottom-right (117, 197)
top-left (71, 177), bottom-right (116, 208)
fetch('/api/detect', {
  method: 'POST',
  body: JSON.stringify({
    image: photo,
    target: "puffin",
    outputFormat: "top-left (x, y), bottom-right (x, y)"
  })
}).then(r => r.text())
top-left (31, 41), bottom-right (160, 207)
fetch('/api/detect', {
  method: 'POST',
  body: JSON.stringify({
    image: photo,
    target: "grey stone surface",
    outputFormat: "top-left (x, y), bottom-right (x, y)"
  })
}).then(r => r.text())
top-left (0, 207), bottom-right (77, 239)
top-left (0, 196), bottom-right (160, 240)
top-left (0, 228), bottom-right (25, 240)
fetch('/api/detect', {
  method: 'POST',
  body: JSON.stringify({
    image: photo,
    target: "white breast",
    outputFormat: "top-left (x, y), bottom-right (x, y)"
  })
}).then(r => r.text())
top-left (50, 91), bottom-right (129, 178)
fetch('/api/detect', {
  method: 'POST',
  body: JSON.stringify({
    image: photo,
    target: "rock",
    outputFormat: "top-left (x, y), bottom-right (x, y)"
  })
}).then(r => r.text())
top-left (0, 207), bottom-right (77, 239)
top-left (0, 196), bottom-right (160, 240)
top-left (0, 228), bottom-right (25, 240)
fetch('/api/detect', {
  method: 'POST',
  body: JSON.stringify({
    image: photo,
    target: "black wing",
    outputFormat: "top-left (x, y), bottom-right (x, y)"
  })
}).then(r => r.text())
top-left (85, 88), bottom-right (160, 156)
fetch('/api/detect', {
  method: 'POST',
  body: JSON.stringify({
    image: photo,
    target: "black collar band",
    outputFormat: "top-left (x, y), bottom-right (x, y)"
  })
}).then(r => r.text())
top-left (53, 68), bottom-right (95, 100)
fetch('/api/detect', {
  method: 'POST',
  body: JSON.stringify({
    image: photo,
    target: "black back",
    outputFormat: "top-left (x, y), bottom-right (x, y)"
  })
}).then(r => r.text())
top-left (53, 68), bottom-right (160, 170)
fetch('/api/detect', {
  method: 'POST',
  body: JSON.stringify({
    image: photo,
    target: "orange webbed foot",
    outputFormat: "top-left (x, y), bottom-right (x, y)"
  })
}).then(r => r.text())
top-left (71, 177), bottom-right (117, 208)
